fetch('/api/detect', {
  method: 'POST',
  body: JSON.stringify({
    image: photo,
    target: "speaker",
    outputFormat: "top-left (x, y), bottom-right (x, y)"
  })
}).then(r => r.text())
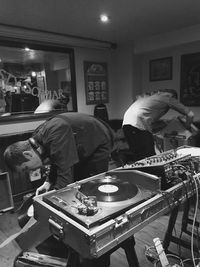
top-left (0, 172), bottom-right (14, 213)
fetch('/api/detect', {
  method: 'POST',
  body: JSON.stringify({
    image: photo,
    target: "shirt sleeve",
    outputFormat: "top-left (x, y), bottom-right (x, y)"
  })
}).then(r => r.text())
top-left (44, 117), bottom-right (79, 188)
top-left (167, 97), bottom-right (190, 115)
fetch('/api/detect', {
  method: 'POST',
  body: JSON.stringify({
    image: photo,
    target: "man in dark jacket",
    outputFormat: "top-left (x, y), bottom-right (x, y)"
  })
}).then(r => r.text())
top-left (4, 112), bottom-right (114, 193)
top-left (4, 112), bottom-right (114, 267)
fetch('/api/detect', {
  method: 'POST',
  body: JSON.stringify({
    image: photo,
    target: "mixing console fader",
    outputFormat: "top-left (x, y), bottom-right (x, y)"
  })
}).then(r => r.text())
top-left (122, 149), bottom-right (194, 189)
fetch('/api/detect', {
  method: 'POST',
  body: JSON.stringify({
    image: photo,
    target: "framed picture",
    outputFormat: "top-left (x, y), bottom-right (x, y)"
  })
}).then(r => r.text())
top-left (84, 61), bottom-right (109, 105)
top-left (180, 52), bottom-right (200, 106)
top-left (149, 57), bottom-right (172, 81)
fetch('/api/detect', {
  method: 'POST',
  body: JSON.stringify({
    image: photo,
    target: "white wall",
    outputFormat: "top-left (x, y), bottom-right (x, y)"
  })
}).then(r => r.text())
top-left (74, 45), bottom-right (134, 119)
top-left (74, 47), bottom-right (112, 116)
top-left (136, 42), bottom-right (200, 121)
top-left (133, 24), bottom-right (200, 121)
top-left (110, 45), bottom-right (134, 119)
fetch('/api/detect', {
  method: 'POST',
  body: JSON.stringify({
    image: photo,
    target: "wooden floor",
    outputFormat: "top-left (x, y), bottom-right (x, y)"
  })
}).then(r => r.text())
top-left (0, 206), bottom-right (199, 267)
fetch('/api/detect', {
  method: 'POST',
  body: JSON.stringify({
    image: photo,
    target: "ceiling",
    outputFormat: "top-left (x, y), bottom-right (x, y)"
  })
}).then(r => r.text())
top-left (0, 0), bottom-right (200, 45)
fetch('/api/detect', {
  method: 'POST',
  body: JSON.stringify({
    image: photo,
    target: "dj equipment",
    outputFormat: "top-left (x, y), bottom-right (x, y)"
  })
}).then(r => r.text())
top-left (14, 160), bottom-right (199, 260)
top-left (42, 170), bottom-right (159, 229)
top-left (14, 147), bottom-right (200, 260)
top-left (153, 238), bottom-right (183, 267)
top-left (14, 252), bottom-right (68, 267)
top-left (122, 148), bottom-right (196, 189)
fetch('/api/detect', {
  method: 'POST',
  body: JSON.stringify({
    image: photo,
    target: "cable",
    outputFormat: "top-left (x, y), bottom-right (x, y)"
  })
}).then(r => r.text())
top-left (158, 190), bottom-right (174, 212)
top-left (145, 242), bottom-right (184, 266)
top-left (195, 175), bottom-right (200, 259)
top-left (165, 253), bottom-right (183, 266)
top-left (190, 175), bottom-right (199, 267)
top-left (182, 257), bottom-right (200, 266)
top-left (145, 245), bottom-right (159, 263)
top-left (172, 164), bottom-right (188, 171)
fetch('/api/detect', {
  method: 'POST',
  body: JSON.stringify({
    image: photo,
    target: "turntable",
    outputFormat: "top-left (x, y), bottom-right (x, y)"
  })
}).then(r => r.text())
top-left (16, 166), bottom-right (200, 259)
top-left (42, 170), bottom-right (159, 229)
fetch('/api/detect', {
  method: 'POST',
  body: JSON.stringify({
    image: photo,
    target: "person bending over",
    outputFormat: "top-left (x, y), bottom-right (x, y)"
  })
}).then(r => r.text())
top-left (4, 112), bottom-right (115, 267)
top-left (123, 89), bottom-right (194, 162)
top-left (4, 112), bottom-right (114, 194)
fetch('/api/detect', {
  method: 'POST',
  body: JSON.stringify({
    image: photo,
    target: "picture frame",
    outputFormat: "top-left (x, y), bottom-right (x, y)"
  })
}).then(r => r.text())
top-left (84, 61), bottom-right (109, 105)
top-left (180, 52), bottom-right (200, 106)
top-left (149, 57), bottom-right (173, 81)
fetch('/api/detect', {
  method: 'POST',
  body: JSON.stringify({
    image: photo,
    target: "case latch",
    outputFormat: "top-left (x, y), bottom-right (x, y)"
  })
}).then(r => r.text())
top-left (48, 218), bottom-right (65, 240)
top-left (114, 214), bottom-right (128, 229)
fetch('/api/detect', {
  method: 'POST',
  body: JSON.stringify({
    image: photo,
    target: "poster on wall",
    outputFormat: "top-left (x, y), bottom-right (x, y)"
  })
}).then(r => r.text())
top-left (180, 52), bottom-right (200, 106)
top-left (84, 61), bottom-right (109, 105)
top-left (149, 57), bottom-right (172, 81)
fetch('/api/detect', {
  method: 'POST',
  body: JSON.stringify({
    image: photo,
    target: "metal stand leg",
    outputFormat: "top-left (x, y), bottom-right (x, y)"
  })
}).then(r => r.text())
top-left (163, 206), bottom-right (179, 252)
top-left (121, 236), bottom-right (140, 267)
top-left (66, 249), bottom-right (80, 267)
top-left (79, 254), bottom-right (110, 267)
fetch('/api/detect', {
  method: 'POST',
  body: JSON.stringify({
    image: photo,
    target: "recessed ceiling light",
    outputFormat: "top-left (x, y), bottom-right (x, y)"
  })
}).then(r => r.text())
top-left (31, 71), bottom-right (36, 77)
top-left (100, 14), bottom-right (110, 23)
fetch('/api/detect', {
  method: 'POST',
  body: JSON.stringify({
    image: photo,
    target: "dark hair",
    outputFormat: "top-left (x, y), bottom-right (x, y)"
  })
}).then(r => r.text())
top-left (151, 89), bottom-right (177, 99)
top-left (160, 89), bottom-right (178, 99)
top-left (4, 140), bottom-right (31, 171)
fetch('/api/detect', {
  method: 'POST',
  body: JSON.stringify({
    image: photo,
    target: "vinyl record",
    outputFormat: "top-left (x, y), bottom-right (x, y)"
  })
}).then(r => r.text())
top-left (79, 175), bottom-right (139, 202)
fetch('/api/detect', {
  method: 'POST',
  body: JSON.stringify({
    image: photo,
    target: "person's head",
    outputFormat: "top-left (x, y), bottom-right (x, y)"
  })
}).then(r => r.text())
top-left (153, 89), bottom-right (178, 99)
top-left (34, 98), bottom-right (68, 114)
top-left (58, 93), bottom-right (70, 107)
top-left (4, 140), bottom-right (43, 174)
top-left (160, 89), bottom-right (178, 99)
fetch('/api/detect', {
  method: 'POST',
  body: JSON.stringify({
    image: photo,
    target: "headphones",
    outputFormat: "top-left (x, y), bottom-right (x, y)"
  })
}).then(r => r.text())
top-left (28, 137), bottom-right (43, 156)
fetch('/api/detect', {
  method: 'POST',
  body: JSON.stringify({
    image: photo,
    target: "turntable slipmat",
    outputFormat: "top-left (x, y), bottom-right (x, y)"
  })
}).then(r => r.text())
top-left (79, 176), bottom-right (139, 202)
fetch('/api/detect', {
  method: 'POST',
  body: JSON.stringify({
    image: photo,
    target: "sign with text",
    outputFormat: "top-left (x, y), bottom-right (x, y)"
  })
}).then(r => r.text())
top-left (84, 61), bottom-right (109, 105)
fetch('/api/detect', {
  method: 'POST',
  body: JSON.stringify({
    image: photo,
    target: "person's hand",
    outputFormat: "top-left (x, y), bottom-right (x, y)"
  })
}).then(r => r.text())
top-left (35, 181), bottom-right (51, 196)
top-left (185, 111), bottom-right (194, 130)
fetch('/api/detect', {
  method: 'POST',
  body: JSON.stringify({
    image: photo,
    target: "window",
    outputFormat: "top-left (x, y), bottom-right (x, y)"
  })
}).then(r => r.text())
top-left (0, 42), bottom-right (77, 117)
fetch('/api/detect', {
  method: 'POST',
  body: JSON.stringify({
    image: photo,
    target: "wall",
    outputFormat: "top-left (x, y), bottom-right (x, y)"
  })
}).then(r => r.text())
top-left (0, 45), bottom-right (129, 135)
top-left (74, 45), bottom-right (134, 119)
top-left (74, 47), bottom-right (112, 116)
top-left (133, 43), bottom-right (200, 121)
top-left (2, 40), bottom-right (200, 135)
top-left (110, 45), bottom-right (135, 119)
top-left (133, 24), bottom-right (200, 121)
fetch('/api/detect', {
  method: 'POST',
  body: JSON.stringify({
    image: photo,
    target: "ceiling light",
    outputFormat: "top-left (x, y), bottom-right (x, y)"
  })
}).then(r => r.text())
top-left (31, 71), bottom-right (36, 77)
top-left (100, 14), bottom-right (110, 23)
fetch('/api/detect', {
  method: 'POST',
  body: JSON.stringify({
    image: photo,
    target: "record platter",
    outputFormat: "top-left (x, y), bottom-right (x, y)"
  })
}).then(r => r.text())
top-left (43, 170), bottom-right (159, 229)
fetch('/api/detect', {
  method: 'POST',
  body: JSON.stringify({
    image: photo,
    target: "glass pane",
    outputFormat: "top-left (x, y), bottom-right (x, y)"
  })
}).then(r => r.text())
top-left (0, 45), bottom-right (76, 116)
